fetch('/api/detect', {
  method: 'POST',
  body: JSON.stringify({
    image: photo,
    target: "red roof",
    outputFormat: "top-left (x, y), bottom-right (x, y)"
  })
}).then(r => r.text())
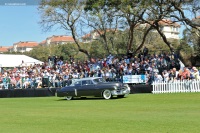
top-left (8, 46), bottom-right (13, 49)
top-left (82, 33), bottom-right (91, 39)
top-left (50, 35), bottom-right (74, 42)
top-left (82, 29), bottom-right (117, 39)
top-left (157, 19), bottom-right (181, 27)
top-left (196, 16), bottom-right (200, 19)
top-left (0, 46), bottom-right (9, 52)
top-left (15, 41), bottom-right (38, 48)
top-left (39, 40), bottom-right (47, 45)
top-left (135, 19), bottom-right (181, 29)
top-left (192, 16), bottom-right (200, 21)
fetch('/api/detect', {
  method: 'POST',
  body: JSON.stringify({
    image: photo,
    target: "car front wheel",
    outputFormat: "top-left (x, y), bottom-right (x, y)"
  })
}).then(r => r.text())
top-left (103, 90), bottom-right (112, 99)
top-left (65, 96), bottom-right (73, 100)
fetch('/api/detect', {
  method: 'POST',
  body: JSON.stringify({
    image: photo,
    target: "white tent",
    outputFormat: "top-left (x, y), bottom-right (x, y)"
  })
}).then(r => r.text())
top-left (0, 54), bottom-right (44, 67)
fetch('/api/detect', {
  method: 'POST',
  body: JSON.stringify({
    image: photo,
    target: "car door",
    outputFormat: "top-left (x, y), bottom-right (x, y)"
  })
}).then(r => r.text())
top-left (92, 79), bottom-right (106, 96)
top-left (73, 81), bottom-right (82, 97)
top-left (78, 80), bottom-right (96, 96)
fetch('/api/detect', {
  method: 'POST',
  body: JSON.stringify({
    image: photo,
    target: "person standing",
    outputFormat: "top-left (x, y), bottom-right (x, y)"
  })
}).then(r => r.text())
top-left (143, 46), bottom-right (149, 57)
top-left (20, 71), bottom-right (26, 89)
top-left (42, 70), bottom-right (50, 87)
top-left (182, 67), bottom-right (191, 80)
top-left (2, 74), bottom-right (8, 89)
top-left (162, 70), bottom-right (169, 81)
top-left (192, 68), bottom-right (200, 80)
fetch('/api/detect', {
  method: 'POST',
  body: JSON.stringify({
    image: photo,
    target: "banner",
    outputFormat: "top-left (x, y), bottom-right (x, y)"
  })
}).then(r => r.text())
top-left (123, 75), bottom-right (146, 83)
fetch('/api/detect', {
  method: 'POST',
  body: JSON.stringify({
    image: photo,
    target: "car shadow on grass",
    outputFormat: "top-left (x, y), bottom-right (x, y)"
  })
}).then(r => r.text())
top-left (56, 97), bottom-right (124, 101)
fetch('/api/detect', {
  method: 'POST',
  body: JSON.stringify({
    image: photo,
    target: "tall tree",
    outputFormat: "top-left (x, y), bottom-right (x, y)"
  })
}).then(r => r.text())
top-left (140, 0), bottom-right (200, 52)
top-left (38, 0), bottom-right (90, 57)
top-left (83, 4), bottom-right (121, 54)
top-left (38, 0), bottom-right (200, 58)
top-left (98, 0), bottom-right (200, 53)
top-left (85, 0), bottom-right (152, 54)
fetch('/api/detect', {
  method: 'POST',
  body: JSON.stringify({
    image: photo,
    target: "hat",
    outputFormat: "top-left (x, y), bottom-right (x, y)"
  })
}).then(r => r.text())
top-left (193, 68), bottom-right (198, 71)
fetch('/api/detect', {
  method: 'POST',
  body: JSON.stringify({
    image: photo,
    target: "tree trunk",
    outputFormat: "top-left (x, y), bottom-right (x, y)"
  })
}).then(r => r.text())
top-left (127, 23), bottom-right (134, 54)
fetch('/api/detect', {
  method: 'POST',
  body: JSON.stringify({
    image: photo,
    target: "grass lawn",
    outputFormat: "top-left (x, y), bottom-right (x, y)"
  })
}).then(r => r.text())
top-left (0, 93), bottom-right (200, 133)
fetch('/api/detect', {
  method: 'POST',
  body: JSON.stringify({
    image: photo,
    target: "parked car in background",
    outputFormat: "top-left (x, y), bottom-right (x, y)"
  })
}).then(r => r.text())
top-left (56, 77), bottom-right (130, 100)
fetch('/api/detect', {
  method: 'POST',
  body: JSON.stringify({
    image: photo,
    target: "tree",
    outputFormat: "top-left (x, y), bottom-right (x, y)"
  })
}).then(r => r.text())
top-left (38, 0), bottom-right (200, 60)
top-left (89, 40), bottom-right (107, 58)
top-left (173, 19), bottom-right (200, 66)
top-left (57, 43), bottom-right (79, 60)
top-left (88, 0), bottom-right (200, 54)
top-left (83, 4), bottom-right (121, 54)
top-left (27, 45), bottom-right (50, 61)
top-left (183, 17), bottom-right (200, 56)
top-left (139, 0), bottom-right (200, 52)
top-left (38, 0), bottom-right (90, 58)
top-left (84, 0), bottom-right (153, 54)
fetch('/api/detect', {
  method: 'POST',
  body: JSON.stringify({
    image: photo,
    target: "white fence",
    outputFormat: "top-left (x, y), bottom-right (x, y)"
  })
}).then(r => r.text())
top-left (152, 80), bottom-right (200, 94)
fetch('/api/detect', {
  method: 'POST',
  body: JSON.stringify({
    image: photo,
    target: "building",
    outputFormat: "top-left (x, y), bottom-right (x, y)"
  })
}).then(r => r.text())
top-left (12, 41), bottom-right (38, 53)
top-left (82, 29), bottom-right (117, 43)
top-left (38, 40), bottom-right (47, 46)
top-left (82, 20), bottom-right (180, 43)
top-left (82, 32), bottom-right (100, 43)
top-left (39, 35), bottom-right (75, 46)
top-left (158, 19), bottom-right (180, 39)
top-left (139, 19), bottom-right (181, 39)
top-left (0, 46), bottom-right (10, 53)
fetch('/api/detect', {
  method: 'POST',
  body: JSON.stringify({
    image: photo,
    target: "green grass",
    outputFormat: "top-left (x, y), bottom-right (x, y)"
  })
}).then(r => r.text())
top-left (0, 93), bottom-right (200, 133)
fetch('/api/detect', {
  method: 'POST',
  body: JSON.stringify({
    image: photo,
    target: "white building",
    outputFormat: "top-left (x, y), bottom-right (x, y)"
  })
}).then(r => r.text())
top-left (81, 31), bottom-right (101, 43)
top-left (39, 35), bottom-right (75, 46)
top-left (139, 19), bottom-right (181, 39)
top-left (81, 29), bottom-right (117, 43)
top-left (158, 19), bottom-right (180, 39)
top-left (12, 41), bottom-right (38, 53)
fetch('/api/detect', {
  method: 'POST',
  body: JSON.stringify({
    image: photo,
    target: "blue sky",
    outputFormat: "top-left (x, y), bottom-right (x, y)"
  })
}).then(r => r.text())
top-left (0, 5), bottom-right (67, 46)
top-left (0, 4), bottom-right (189, 47)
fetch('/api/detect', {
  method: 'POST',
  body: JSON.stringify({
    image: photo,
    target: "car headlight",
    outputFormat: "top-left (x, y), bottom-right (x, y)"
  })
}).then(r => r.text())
top-left (114, 86), bottom-right (118, 90)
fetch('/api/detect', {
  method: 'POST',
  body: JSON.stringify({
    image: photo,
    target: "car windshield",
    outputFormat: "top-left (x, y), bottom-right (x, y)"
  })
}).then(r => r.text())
top-left (93, 78), bottom-right (106, 83)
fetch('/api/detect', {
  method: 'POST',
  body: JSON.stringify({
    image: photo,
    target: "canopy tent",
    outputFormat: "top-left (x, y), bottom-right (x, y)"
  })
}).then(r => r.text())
top-left (0, 54), bottom-right (44, 67)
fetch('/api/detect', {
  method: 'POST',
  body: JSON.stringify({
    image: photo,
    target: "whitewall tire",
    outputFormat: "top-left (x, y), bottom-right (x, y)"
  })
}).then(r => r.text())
top-left (103, 90), bottom-right (112, 99)
top-left (65, 96), bottom-right (73, 100)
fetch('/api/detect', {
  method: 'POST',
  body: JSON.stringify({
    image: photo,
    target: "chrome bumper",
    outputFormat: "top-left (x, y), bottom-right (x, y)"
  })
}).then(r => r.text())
top-left (111, 87), bottom-right (130, 96)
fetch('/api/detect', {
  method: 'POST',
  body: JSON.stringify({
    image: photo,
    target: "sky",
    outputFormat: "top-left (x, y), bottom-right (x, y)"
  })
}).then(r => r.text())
top-left (0, 2), bottom-right (193, 47)
top-left (0, 4), bottom-right (67, 46)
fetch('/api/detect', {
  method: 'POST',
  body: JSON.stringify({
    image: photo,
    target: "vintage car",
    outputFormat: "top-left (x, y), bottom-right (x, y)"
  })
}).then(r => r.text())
top-left (56, 77), bottom-right (130, 100)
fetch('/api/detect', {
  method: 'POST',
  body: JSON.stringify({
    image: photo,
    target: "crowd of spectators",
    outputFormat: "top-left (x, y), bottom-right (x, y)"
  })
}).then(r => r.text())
top-left (0, 48), bottom-right (199, 89)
